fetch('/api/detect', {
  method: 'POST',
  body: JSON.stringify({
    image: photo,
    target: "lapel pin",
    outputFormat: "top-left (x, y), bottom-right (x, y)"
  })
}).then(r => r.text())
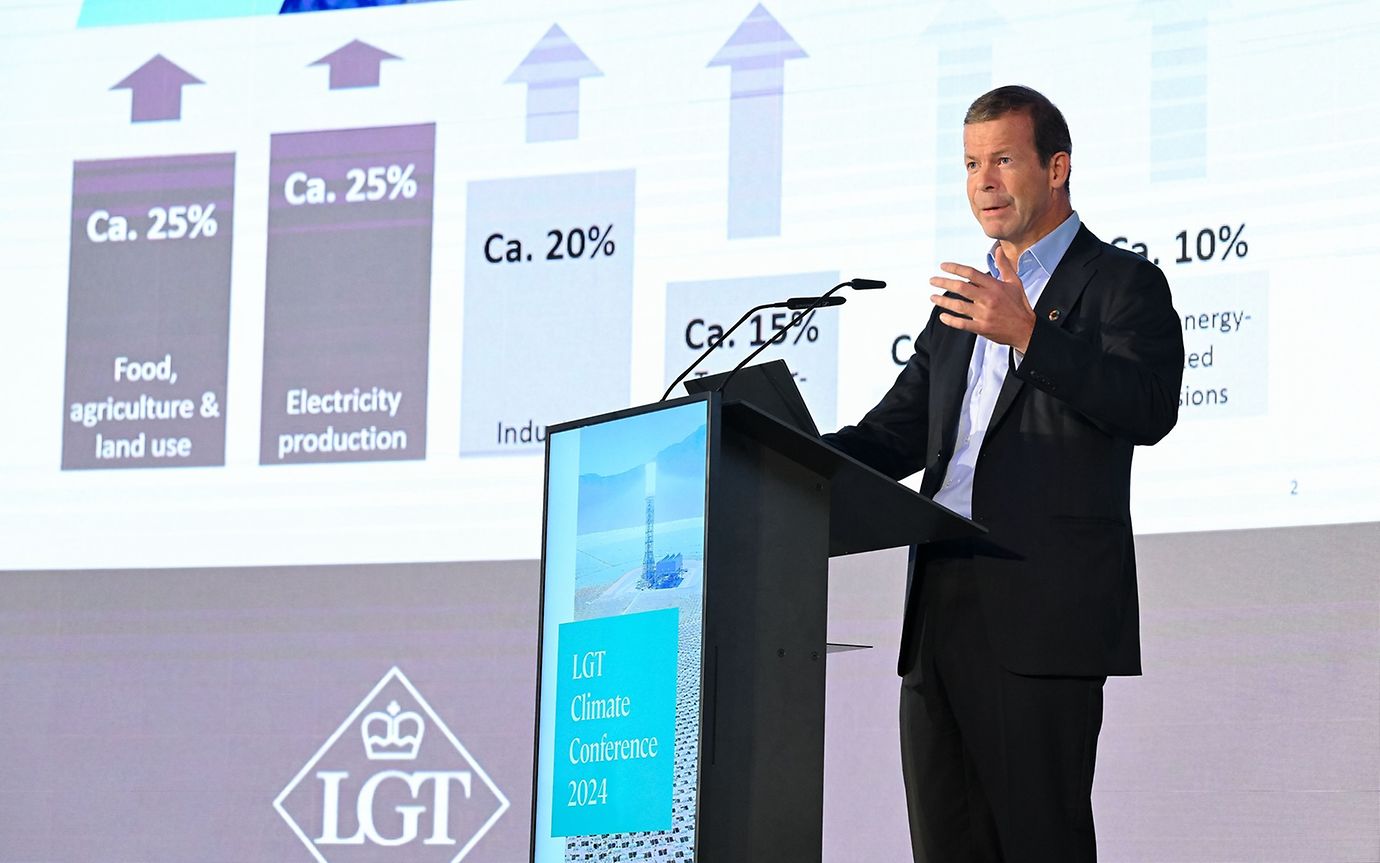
top-left (1048, 309), bottom-right (1062, 322)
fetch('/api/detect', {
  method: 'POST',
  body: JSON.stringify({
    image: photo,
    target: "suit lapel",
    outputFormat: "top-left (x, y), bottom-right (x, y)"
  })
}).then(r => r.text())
top-left (984, 225), bottom-right (1102, 439)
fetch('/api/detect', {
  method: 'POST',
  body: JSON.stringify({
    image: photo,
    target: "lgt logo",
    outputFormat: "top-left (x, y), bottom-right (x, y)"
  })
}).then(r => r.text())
top-left (275, 667), bottom-right (509, 863)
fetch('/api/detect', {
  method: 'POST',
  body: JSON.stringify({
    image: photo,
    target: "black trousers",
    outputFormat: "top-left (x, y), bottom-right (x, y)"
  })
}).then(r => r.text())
top-left (899, 548), bottom-right (1105, 863)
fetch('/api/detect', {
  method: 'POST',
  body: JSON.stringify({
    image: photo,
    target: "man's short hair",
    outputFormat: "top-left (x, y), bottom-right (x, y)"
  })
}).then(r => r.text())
top-left (965, 85), bottom-right (1072, 192)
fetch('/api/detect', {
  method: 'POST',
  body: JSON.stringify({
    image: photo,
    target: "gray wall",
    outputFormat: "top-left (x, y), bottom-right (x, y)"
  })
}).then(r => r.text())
top-left (1, 522), bottom-right (1376, 861)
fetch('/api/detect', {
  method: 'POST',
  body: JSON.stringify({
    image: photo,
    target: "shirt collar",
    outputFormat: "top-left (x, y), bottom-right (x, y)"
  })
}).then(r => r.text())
top-left (986, 210), bottom-right (1082, 285)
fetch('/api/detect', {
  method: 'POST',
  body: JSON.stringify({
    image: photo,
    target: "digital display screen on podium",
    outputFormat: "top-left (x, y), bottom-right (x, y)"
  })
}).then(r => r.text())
top-left (532, 399), bottom-right (710, 862)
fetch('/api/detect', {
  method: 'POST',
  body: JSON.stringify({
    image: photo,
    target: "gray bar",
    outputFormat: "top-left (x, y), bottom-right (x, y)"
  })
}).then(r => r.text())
top-left (62, 153), bottom-right (234, 470)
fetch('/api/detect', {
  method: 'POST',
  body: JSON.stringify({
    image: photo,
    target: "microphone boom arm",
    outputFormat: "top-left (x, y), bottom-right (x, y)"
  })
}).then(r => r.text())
top-left (712, 281), bottom-right (852, 396)
top-left (660, 301), bottom-right (781, 402)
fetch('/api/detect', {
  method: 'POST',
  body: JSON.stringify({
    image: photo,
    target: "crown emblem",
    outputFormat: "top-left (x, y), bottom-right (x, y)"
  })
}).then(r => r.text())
top-left (360, 699), bottom-right (425, 760)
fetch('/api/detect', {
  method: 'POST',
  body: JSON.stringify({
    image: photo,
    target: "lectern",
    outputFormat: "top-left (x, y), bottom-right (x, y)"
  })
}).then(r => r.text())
top-left (530, 386), bottom-right (979, 863)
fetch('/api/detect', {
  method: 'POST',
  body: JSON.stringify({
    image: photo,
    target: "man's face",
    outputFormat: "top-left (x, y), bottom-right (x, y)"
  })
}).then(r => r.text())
top-left (963, 110), bottom-right (1068, 254)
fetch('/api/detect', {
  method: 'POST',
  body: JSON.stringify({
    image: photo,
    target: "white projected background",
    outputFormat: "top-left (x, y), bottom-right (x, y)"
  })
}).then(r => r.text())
top-left (0, 2), bottom-right (1376, 862)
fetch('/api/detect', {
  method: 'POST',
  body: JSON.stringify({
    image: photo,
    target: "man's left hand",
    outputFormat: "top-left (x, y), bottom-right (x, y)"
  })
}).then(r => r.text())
top-left (929, 246), bottom-right (1036, 353)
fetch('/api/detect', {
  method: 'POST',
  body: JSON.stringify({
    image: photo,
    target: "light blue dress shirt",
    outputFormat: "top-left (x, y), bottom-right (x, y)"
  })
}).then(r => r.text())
top-left (932, 211), bottom-right (1082, 519)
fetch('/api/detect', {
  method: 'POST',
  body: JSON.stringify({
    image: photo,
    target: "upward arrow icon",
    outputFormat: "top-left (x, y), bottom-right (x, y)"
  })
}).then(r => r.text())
top-left (111, 55), bottom-right (203, 123)
top-left (1133, 0), bottom-right (1224, 181)
top-left (708, 4), bottom-right (807, 239)
top-left (310, 40), bottom-right (401, 90)
top-left (505, 24), bottom-right (603, 143)
top-left (923, 0), bottom-right (1006, 252)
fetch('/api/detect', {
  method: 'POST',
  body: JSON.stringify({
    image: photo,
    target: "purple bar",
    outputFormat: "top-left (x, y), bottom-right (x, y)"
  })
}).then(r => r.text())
top-left (260, 123), bottom-right (435, 465)
top-left (62, 153), bottom-right (234, 470)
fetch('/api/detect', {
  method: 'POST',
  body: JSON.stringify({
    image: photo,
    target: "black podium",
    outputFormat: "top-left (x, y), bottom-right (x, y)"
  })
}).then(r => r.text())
top-left (531, 386), bottom-right (979, 863)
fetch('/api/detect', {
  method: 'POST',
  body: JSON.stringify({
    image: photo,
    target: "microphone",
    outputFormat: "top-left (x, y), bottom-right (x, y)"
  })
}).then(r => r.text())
top-left (713, 277), bottom-right (884, 395)
top-left (660, 295), bottom-right (847, 402)
top-left (786, 295), bottom-right (846, 309)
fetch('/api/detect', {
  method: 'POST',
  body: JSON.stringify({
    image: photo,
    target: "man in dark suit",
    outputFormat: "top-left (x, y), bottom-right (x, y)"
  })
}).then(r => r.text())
top-left (825, 86), bottom-right (1184, 861)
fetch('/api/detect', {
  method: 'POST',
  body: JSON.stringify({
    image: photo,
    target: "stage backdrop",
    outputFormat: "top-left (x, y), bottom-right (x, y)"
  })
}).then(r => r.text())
top-left (0, 1), bottom-right (1376, 861)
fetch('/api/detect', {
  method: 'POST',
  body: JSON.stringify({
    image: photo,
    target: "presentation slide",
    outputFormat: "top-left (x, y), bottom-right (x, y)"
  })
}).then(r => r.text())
top-left (2, 0), bottom-right (1377, 571)
top-left (1, 1), bottom-right (1376, 862)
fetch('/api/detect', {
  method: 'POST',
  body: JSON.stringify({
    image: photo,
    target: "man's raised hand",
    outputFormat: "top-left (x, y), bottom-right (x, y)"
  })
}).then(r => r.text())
top-left (929, 245), bottom-right (1037, 353)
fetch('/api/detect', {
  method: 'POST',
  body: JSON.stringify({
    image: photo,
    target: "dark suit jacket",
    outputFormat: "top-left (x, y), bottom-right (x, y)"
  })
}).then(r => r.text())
top-left (826, 225), bottom-right (1184, 677)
